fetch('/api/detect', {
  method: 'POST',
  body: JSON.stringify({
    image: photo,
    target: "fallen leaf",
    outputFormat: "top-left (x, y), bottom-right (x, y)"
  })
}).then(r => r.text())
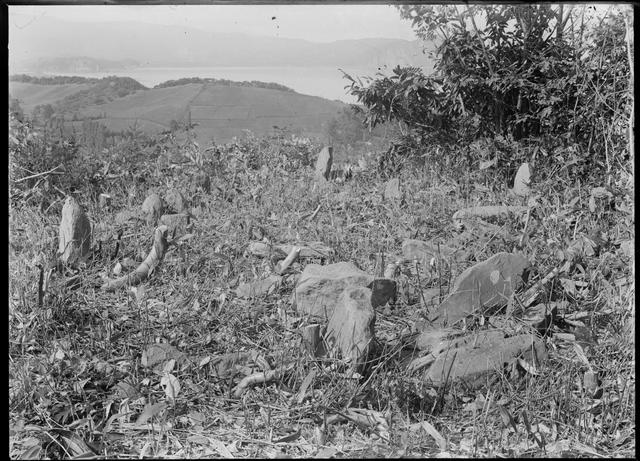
top-left (135, 402), bottom-right (168, 425)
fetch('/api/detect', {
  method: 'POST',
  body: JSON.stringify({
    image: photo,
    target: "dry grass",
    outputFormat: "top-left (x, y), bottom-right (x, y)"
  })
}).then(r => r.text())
top-left (9, 133), bottom-right (634, 459)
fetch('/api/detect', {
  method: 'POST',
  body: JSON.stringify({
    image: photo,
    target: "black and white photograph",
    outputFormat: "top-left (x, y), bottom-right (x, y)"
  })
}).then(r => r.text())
top-left (8, 2), bottom-right (634, 458)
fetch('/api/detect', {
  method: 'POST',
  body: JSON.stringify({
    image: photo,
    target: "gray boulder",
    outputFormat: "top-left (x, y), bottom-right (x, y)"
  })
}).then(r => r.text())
top-left (165, 188), bottom-right (188, 214)
top-left (428, 252), bottom-right (531, 326)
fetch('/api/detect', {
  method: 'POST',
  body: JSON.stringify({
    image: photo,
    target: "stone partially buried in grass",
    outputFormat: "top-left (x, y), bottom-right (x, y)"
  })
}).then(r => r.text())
top-left (58, 196), bottom-right (92, 265)
top-left (325, 286), bottom-right (376, 371)
top-left (423, 330), bottom-right (547, 387)
top-left (142, 193), bottom-right (164, 225)
top-left (293, 261), bottom-right (395, 321)
top-left (235, 274), bottom-right (282, 298)
top-left (428, 252), bottom-right (531, 326)
top-left (384, 177), bottom-right (402, 201)
top-left (165, 188), bottom-right (188, 214)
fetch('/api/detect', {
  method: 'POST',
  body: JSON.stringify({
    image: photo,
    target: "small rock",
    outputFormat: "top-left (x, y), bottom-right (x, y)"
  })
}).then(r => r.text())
top-left (235, 275), bottom-right (282, 298)
top-left (424, 331), bottom-right (547, 387)
top-left (160, 213), bottom-right (190, 234)
top-left (98, 193), bottom-right (112, 209)
top-left (315, 146), bottom-right (333, 181)
top-left (325, 286), bottom-right (376, 371)
top-left (402, 239), bottom-right (463, 266)
top-left (58, 196), bottom-right (92, 265)
top-left (247, 241), bottom-right (288, 259)
top-left (141, 343), bottom-right (188, 372)
top-left (384, 178), bottom-right (402, 201)
top-left (142, 193), bottom-right (164, 225)
top-left (165, 189), bottom-right (187, 213)
top-left (429, 252), bottom-right (531, 326)
top-left (513, 162), bottom-right (532, 197)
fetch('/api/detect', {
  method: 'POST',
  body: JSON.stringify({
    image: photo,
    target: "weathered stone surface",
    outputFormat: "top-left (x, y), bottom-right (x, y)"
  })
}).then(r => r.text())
top-left (160, 213), bottom-right (190, 234)
top-left (196, 174), bottom-right (211, 193)
top-left (424, 331), bottom-right (547, 387)
top-left (513, 162), bottom-right (532, 197)
top-left (141, 343), bottom-right (188, 372)
top-left (247, 241), bottom-right (288, 259)
top-left (402, 239), bottom-right (464, 266)
top-left (301, 324), bottom-right (326, 357)
top-left (315, 146), bottom-right (333, 181)
top-left (384, 178), bottom-right (402, 201)
top-left (325, 286), bottom-right (376, 370)
top-left (58, 196), bottom-right (92, 265)
top-left (235, 275), bottom-right (282, 298)
top-left (429, 252), bottom-right (531, 326)
top-left (142, 193), bottom-right (164, 224)
top-left (293, 262), bottom-right (396, 320)
top-left (165, 188), bottom-right (187, 213)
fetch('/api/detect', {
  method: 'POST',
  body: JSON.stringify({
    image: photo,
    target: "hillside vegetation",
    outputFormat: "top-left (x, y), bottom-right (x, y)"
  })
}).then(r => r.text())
top-left (9, 75), bottom-right (345, 143)
top-left (8, 4), bottom-right (634, 459)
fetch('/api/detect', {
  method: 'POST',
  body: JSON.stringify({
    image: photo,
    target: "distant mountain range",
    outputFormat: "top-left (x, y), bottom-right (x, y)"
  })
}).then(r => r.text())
top-left (9, 14), bottom-right (435, 72)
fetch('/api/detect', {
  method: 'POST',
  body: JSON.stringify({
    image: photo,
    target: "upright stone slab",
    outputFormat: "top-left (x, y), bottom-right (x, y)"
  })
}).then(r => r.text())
top-left (142, 193), bottom-right (164, 225)
top-left (58, 196), bottom-right (92, 265)
top-left (325, 286), bottom-right (376, 371)
top-left (293, 261), bottom-right (395, 321)
top-left (384, 178), bottom-right (402, 201)
top-left (513, 162), bottom-right (532, 197)
top-left (315, 146), bottom-right (333, 181)
top-left (428, 252), bottom-right (531, 326)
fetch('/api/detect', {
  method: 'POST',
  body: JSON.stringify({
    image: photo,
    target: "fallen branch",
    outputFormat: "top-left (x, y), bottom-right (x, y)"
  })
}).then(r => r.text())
top-left (101, 225), bottom-right (169, 291)
top-left (14, 164), bottom-right (64, 183)
top-left (233, 364), bottom-right (292, 398)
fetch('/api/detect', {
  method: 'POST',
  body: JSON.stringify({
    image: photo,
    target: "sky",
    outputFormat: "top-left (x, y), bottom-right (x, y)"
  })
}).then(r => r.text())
top-left (8, 4), bottom-right (418, 43)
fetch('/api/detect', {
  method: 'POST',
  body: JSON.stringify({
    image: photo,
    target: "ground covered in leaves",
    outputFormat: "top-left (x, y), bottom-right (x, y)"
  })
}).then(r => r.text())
top-left (9, 132), bottom-right (635, 458)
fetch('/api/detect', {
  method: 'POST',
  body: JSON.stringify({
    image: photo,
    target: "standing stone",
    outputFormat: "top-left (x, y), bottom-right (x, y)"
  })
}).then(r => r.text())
top-left (384, 178), bottom-right (402, 201)
top-left (165, 189), bottom-right (187, 213)
top-left (325, 286), bottom-right (376, 371)
top-left (58, 196), bottom-right (92, 265)
top-left (293, 262), bottom-right (396, 321)
top-left (142, 193), bottom-right (164, 225)
top-left (315, 146), bottom-right (333, 181)
top-left (428, 252), bottom-right (531, 326)
top-left (513, 162), bottom-right (532, 197)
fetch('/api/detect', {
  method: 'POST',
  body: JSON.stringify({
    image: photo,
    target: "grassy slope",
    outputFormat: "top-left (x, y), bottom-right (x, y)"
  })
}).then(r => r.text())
top-left (9, 81), bottom-right (94, 113)
top-left (11, 79), bottom-right (345, 142)
top-left (8, 131), bottom-right (635, 458)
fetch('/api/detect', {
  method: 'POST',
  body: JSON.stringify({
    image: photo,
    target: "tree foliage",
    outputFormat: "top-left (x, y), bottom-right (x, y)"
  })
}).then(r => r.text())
top-left (344, 4), bottom-right (633, 183)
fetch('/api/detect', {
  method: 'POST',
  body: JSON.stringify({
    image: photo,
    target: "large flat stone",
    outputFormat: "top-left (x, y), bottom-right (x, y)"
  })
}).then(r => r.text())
top-left (429, 252), bottom-right (531, 326)
top-left (315, 146), bottom-right (333, 181)
top-left (325, 286), bottom-right (376, 371)
top-left (424, 331), bottom-right (547, 387)
top-left (293, 262), bottom-right (395, 321)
